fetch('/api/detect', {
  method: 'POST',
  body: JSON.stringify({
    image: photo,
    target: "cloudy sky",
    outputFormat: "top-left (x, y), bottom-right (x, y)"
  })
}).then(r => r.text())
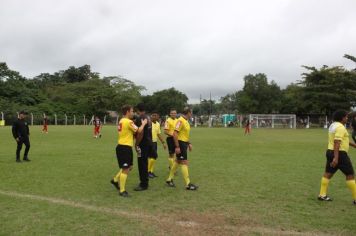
top-left (1, 0), bottom-right (356, 102)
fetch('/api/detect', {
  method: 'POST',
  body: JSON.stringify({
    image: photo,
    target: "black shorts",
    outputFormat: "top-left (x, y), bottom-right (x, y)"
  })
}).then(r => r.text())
top-left (166, 136), bottom-right (175, 155)
top-left (116, 145), bottom-right (133, 169)
top-left (176, 141), bottom-right (188, 161)
top-left (325, 150), bottom-right (354, 176)
top-left (148, 142), bottom-right (158, 159)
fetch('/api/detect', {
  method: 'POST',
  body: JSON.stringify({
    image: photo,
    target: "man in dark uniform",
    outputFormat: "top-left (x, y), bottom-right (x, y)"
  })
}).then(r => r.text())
top-left (134, 103), bottom-right (152, 191)
top-left (352, 115), bottom-right (356, 143)
top-left (12, 111), bottom-right (31, 163)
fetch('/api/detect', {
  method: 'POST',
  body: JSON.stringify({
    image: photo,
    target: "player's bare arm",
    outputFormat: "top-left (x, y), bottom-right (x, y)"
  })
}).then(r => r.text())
top-left (157, 133), bottom-right (167, 149)
top-left (331, 140), bottom-right (341, 168)
top-left (173, 130), bottom-right (180, 154)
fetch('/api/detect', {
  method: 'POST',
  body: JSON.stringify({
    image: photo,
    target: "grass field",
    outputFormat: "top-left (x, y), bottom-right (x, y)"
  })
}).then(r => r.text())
top-left (0, 126), bottom-right (356, 235)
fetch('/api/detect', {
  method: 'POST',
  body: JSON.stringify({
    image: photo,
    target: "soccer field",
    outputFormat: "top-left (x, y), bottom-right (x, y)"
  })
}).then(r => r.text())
top-left (0, 126), bottom-right (355, 235)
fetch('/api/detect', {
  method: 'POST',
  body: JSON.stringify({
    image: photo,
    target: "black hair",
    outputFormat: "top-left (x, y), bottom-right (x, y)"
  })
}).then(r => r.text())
top-left (136, 103), bottom-right (146, 112)
top-left (332, 110), bottom-right (348, 122)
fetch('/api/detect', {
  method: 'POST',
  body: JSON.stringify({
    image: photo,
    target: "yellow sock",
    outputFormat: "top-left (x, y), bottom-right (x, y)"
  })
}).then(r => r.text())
top-left (181, 164), bottom-right (190, 186)
top-left (150, 159), bottom-right (156, 173)
top-left (113, 169), bottom-right (122, 182)
top-left (167, 161), bottom-right (178, 181)
top-left (168, 157), bottom-right (174, 169)
top-left (346, 180), bottom-right (356, 200)
top-left (319, 177), bottom-right (330, 197)
top-left (119, 173), bottom-right (128, 193)
top-left (148, 158), bottom-right (154, 172)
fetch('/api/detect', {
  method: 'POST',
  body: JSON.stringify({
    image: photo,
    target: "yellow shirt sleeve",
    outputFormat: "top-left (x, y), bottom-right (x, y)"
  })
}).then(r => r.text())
top-left (334, 126), bottom-right (345, 141)
top-left (157, 125), bottom-right (161, 134)
top-left (175, 120), bottom-right (183, 132)
top-left (164, 120), bottom-right (169, 130)
top-left (129, 121), bottom-right (138, 133)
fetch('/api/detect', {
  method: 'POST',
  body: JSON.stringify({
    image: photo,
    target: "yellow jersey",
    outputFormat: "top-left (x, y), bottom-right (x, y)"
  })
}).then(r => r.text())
top-left (152, 121), bottom-right (161, 142)
top-left (175, 116), bottom-right (190, 142)
top-left (328, 122), bottom-right (349, 152)
top-left (164, 117), bottom-right (177, 136)
top-left (118, 117), bottom-right (138, 147)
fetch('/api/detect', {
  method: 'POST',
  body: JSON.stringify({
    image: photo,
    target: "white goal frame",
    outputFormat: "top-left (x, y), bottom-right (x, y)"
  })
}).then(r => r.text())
top-left (249, 114), bottom-right (296, 129)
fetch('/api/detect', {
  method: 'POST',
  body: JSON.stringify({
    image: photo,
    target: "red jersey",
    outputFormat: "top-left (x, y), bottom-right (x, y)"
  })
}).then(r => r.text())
top-left (94, 119), bottom-right (101, 127)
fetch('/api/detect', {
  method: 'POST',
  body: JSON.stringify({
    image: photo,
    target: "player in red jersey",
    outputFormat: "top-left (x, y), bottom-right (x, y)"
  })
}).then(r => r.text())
top-left (42, 114), bottom-right (48, 133)
top-left (93, 116), bottom-right (102, 138)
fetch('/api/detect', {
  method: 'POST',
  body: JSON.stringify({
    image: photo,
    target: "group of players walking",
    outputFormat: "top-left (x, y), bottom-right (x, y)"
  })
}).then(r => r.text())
top-left (11, 108), bottom-right (356, 203)
top-left (110, 104), bottom-right (198, 197)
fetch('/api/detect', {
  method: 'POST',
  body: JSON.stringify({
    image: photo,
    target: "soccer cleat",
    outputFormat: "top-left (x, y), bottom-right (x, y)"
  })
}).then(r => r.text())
top-left (186, 183), bottom-right (198, 190)
top-left (318, 195), bottom-right (332, 201)
top-left (110, 179), bottom-right (120, 191)
top-left (23, 158), bottom-right (31, 162)
top-left (151, 172), bottom-right (158, 178)
top-left (16, 159), bottom-right (22, 163)
top-left (99, 134), bottom-right (102, 138)
top-left (134, 185), bottom-right (148, 191)
top-left (148, 172), bottom-right (155, 178)
top-left (119, 191), bottom-right (130, 197)
top-left (166, 180), bottom-right (175, 187)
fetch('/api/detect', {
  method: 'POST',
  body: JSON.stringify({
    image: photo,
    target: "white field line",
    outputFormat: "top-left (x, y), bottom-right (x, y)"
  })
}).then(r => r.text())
top-left (0, 190), bottom-right (329, 236)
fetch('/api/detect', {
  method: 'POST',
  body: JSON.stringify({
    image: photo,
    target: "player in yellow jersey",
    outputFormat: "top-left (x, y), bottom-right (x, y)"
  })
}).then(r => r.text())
top-left (110, 105), bottom-right (147, 197)
top-left (166, 107), bottom-right (198, 190)
top-left (164, 108), bottom-right (178, 171)
top-left (318, 110), bottom-right (356, 204)
top-left (148, 112), bottom-right (167, 178)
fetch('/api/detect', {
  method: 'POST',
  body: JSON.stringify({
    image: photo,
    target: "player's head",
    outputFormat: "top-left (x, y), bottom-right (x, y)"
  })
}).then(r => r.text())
top-left (182, 107), bottom-right (192, 119)
top-left (169, 108), bottom-right (177, 119)
top-left (19, 110), bottom-right (28, 119)
top-left (122, 105), bottom-right (134, 118)
top-left (135, 103), bottom-right (146, 115)
top-left (332, 110), bottom-right (348, 124)
top-left (151, 111), bottom-right (159, 122)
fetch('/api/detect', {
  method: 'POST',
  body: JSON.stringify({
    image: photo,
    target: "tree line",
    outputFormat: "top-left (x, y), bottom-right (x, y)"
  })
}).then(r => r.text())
top-left (0, 54), bottom-right (355, 121)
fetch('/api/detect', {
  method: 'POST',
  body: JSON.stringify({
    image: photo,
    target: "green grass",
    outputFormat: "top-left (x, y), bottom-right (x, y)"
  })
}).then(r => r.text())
top-left (0, 126), bottom-right (356, 235)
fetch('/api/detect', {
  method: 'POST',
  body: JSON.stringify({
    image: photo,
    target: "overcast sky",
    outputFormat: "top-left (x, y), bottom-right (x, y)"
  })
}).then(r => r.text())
top-left (1, 0), bottom-right (356, 102)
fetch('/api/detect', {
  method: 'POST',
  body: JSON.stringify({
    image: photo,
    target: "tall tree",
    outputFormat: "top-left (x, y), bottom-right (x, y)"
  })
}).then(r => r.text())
top-left (142, 88), bottom-right (188, 115)
top-left (236, 73), bottom-right (282, 114)
top-left (300, 64), bottom-right (356, 115)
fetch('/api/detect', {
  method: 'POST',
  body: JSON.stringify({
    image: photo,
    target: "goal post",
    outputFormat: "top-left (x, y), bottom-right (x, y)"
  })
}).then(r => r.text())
top-left (249, 114), bottom-right (296, 129)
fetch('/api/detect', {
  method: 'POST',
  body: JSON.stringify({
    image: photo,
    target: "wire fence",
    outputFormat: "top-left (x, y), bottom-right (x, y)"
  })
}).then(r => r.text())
top-left (0, 111), bottom-right (336, 129)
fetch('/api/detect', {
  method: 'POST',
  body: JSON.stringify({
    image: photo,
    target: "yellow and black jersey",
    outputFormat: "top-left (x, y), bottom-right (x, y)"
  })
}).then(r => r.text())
top-left (118, 118), bottom-right (138, 147)
top-left (164, 117), bottom-right (177, 136)
top-left (328, 122), bottom-right (349, 152)
top-left (175, 116), bottom-right (190, 142)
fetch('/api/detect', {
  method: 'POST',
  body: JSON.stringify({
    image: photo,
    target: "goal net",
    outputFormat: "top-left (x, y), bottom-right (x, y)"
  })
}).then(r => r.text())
top-left (249, 114), bottom-right (296, 129)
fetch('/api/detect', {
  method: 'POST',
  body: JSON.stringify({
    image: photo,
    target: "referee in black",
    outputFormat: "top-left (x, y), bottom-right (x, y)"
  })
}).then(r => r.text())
top-left (134, 103), bottom-right (152, 191)
top-left (352, 115), bottom-right (356, 143)
top-left (12, 111), bottom-right (31, 162)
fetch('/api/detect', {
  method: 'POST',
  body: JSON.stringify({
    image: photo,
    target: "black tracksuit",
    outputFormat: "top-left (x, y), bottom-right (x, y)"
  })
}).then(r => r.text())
top-left (135, 114), bottom-right (152, 188)
top-left (12, 119), bottom-right (30, 160)
top-left (352, 119), bottom-right (356, 143)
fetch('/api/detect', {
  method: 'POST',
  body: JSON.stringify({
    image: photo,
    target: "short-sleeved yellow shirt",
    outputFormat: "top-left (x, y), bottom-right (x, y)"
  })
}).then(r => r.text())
top-left (152, 121), bottom-right (161, 142)
top-left (328, 122), bottom-right (349, 152)
top-left (118, 118), bottom-right (138, 147)
top-left (164, 117), bottom-right (177, 136)
top-left (175, 116), bottom-right (190, 142)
